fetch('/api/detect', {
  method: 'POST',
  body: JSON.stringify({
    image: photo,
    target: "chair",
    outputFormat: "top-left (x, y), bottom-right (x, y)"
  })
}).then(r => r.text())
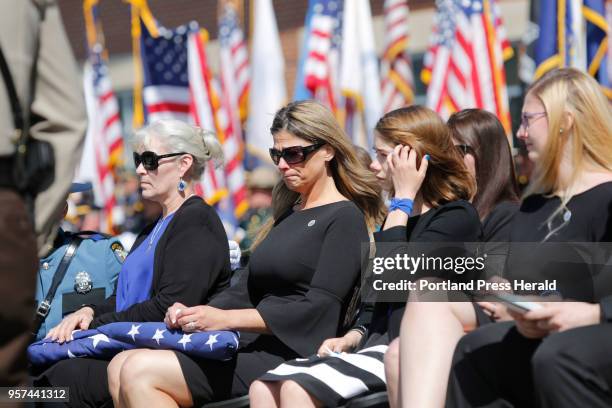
top-left (201, 395), bottom-right (249, 408)
top-left (340, 391), bottom-right (389, 408)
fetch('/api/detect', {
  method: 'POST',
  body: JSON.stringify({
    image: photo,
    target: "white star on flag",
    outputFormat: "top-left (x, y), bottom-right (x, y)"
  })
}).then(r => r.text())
top-left (68, 349), bottom-right (77, 359)
top-left (152, 328), bottom-right (166, 345)
top-left (178, 333), bottom-right (193, 350)
top-left (204, 334), bottom-right (219, 350)
top-left (89, 333), bottom-right (111, 349)
top-left (127, 324), bottom-right (141, 342)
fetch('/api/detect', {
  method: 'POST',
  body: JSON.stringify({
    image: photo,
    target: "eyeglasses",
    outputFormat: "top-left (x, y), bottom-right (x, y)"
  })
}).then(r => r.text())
top-left (520, 112), bottom-right (547, 130)
top-left (269, 143), bottom-right (325, 165)
top-left (455, 144), bottom-right (474, 157)
top-left (133, 151), bottom-right (189, 171)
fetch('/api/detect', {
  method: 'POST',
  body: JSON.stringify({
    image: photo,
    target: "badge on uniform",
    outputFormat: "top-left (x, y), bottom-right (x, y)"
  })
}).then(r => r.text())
top-left (111, 242), bottom-right (128, 263)
top-left (74, 271), bottom-right (93, 294)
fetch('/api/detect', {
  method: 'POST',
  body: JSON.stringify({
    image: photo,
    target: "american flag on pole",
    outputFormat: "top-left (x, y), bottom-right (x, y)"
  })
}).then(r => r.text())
top-left (79, 0), bottom-right (123, 233)
top-left (380, 0), bottom-right (415, 113)
top-left (301, 0), bottom-right (343, 111)
top-left (140, 22), bottom-right (195, 124)
top-left (218, 2), bottom-right (249, 218)
top-left (422, 0), bottom-right (513, 133)
top-left (187, 28), bottom-right (228, 206)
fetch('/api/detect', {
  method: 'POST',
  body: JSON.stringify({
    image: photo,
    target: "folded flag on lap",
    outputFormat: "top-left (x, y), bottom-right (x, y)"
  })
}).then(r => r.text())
top-left (28, 322), bottom-right (240, 366)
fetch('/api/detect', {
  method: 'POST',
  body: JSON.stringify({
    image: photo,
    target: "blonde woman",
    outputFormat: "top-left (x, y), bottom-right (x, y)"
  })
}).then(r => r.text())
top-left (447, 68), bottom-right (612, 408)
top-left (106, 101), bottom-right (384, 407)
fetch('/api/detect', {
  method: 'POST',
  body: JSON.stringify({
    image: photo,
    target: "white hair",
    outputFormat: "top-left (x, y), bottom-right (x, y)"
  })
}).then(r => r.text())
top-left (132, 120), bottom-right (224, 180)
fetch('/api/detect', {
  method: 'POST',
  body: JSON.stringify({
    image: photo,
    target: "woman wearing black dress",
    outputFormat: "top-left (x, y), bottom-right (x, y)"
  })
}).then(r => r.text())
top-left (384, 109), bottom-right (520, 407)
top-left (106, 100), bottom-right (385, 407)
top-left (250, 106), bottom-right (481, 407)
top-left (446, 68), bottom-right (612, 408)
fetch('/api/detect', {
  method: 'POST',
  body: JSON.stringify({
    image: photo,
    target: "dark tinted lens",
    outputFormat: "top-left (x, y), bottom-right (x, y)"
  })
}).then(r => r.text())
top-left (141, 151), bottom-right (159, 170)
top-left (269, 149), bottom-right (281, 165)
top-left (283, 147), bottom-right (305, 164)
top-left (133, 152), bottom-right (142, 168)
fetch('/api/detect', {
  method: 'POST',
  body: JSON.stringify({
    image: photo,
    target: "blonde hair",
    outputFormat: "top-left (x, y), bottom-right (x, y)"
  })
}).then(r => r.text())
top-left (132, 119), bottom-right (224, 180)
top-left (523, 68), bottom-right (612, 220)
top-left (375, 106), bottom-right (475, 207)
top-left (253, 101), bottom-right (385, 248)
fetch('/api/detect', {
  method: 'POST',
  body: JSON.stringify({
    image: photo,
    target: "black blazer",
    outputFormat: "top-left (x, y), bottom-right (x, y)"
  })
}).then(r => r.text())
top-left (91, 196), bottom-right (231, 327)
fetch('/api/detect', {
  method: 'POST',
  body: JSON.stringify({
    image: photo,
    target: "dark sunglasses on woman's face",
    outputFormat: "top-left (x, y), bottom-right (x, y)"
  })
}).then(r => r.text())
top-left (133, 151), bottom-right (189, 171)
top-left (455, 144), bottom-right (474, 157)
top-left (269, 143), bottom-right (325, 165)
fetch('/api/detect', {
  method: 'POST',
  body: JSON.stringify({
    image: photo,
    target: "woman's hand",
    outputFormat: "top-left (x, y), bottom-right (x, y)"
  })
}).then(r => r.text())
top-left (387, 145), bottom-right (429, 200)
top-left (164, 302), bottom-right (187, 329)
top-left (46, 306), bottom-right (94, 343)
top-left (477, 302), bottom-right (513, 321)
top-left (176, 305), bottom-right (230, 332)
top-left (317, 330), bottom-right (364, 356)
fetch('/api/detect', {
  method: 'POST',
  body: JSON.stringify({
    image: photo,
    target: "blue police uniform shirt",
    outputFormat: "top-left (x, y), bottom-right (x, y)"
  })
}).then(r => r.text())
top-left (34, 229), bottom-right (124, 340)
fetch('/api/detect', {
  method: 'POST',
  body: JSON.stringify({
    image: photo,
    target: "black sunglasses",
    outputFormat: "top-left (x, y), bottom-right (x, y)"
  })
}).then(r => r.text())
top-left (455, 144), bottom-right (474, 157)
top-left (133, 151), bottom-right (189, 171)
top-left (269, 143), bottom-right (325, 165)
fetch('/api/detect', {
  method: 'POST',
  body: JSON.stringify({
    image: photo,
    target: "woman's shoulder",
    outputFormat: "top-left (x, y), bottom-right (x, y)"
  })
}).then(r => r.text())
top-left (431, 199), bottom-right (479, 219)
top-left (482, 200), bottom-right (520, 242)
top-left (175, 196), bottom-right (224, 230)
top-left (485, 201), bottom-right (520, 223)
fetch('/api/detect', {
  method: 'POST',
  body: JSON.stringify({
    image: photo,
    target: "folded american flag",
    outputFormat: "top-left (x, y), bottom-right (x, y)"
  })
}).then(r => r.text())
top-left (28, 322), bottom-right (239, 366)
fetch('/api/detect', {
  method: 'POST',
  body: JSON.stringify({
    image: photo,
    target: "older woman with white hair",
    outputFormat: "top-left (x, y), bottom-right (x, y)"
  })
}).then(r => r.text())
top-left (32, 120), bottom-right (233, 408)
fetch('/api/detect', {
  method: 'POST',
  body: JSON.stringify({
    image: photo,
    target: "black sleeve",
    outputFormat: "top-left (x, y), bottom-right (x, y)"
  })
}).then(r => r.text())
top-left (91, 207), bottom-right (230, 327)
top-left (208, 267), bottom-right (255, 310)
top-left (256, 208), bottom-right (368, 357)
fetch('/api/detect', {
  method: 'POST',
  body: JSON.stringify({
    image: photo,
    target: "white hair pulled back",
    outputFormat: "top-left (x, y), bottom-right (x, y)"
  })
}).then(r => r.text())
top-left (132, 119), bottom-right (224, 180)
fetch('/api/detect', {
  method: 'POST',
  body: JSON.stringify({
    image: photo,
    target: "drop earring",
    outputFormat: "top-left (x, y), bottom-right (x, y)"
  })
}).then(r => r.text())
top-left (178, 177), bottom-right (186, 192)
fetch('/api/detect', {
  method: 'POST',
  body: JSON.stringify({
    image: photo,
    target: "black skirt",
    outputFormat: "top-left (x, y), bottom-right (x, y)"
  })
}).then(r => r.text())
top-left (176, 333), bottom-right (299, 406)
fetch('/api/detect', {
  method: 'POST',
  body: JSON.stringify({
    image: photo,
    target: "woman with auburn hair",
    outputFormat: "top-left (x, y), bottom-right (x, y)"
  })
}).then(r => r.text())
top-left (249, 105), bottom-right (481, 408)
top-left (106, 100), bottom-right (384, 407)
top-left (446, 68), bottom-right (612, 408)
top-left (383, 109), bottom-right (521, 408)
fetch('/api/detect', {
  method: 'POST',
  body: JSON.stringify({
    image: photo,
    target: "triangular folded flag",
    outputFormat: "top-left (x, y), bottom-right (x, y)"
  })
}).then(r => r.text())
top-left (28, 322), bottom-right (239, 366)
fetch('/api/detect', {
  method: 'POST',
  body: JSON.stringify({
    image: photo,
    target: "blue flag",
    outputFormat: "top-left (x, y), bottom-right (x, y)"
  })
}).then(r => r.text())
top-left (535, 0), bottom-right (610, 93)
top-left (28, 322), bottom-right (239, 366)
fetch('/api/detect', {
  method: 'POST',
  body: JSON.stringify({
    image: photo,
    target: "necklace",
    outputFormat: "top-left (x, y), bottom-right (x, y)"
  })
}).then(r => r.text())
top-left (147, 215), bottom-right (170, 252)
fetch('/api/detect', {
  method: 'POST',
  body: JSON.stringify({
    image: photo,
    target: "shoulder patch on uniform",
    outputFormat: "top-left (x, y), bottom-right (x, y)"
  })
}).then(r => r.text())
top-left (111, 242), bottom-right (128, 263)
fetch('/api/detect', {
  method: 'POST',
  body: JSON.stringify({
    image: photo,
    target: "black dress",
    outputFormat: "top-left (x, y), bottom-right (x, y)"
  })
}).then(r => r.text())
top-left (447, 182), bottom-right (612, 408)
top-left (175, 201), bottom-right (369, 404)
top-left (259, 200), bottom-right (482, 407)
top-left (31, 197), bottom-right (232, 407)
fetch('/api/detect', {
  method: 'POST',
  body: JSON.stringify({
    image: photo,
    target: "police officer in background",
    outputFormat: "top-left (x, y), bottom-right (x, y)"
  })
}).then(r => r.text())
top-left (33, 183), bottom-right (124, 341)
top-left (0, 0), bottom-right (86, 389)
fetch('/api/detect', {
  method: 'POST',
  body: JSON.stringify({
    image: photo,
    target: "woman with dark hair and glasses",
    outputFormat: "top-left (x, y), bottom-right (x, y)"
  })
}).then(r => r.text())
top-left (32, 120), bottom-right (233, 407)
top-left (382, 109), bottom-right (520, 407)
top-left (105, 100), bottom-right (385, 407)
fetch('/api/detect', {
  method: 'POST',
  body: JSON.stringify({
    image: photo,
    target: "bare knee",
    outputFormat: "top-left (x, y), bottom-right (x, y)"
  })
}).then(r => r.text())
top-left (250, 380), bottom-right (279, 407)
top-left (280, 380), bottom-right (321, 407)
top-left (384, 338), bottom-right (400, 368)
top-left (119, 351), bottom-right (157, 393)
top-left (108, 351), bottom-right (130, 394)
